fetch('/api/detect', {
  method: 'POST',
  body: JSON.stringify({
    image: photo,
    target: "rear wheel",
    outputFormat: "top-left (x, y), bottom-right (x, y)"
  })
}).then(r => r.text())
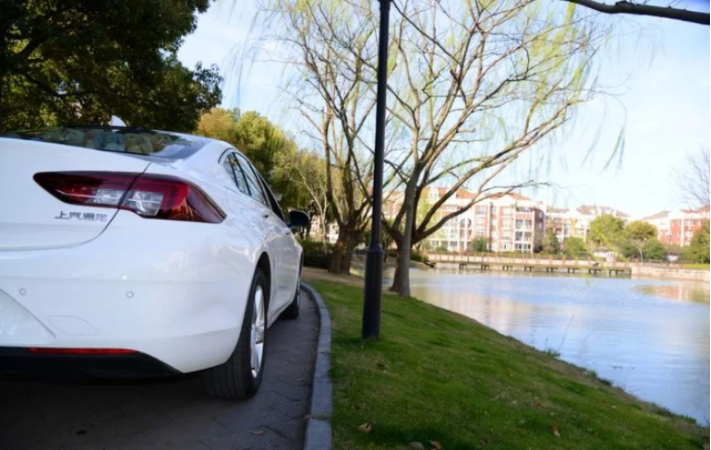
top-left (203, 269), bottom-right (267, 399)
top-left (280, 270), bottom-right (301, 320)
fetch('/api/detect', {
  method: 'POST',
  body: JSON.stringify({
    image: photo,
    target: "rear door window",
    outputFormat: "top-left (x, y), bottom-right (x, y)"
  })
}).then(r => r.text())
top-left (235, 153), bottom-right (269, 207)
top-left (221, 152), bottom-right (249, 195)
top-left (257, 173), bottom-right (286, 222)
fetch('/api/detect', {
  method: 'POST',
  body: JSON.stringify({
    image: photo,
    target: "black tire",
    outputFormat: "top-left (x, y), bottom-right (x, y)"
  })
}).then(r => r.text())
top-left (280, 271), bottom-right (301, 320)
top-left (203, 269), bottom-right (268, 399)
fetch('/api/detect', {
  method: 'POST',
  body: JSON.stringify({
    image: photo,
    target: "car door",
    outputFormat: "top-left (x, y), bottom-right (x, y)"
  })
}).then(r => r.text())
top-left (232, 154), bottom-right (293, 315)
top-left (255, 172), bottom-right (299, 300)
top-left (219, 151), bottom-right (268, 243)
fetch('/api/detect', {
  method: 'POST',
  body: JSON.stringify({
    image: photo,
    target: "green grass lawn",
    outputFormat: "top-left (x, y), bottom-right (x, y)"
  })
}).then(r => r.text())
top-left (309, 280), bottom-right (709, 450)
top-left (681, 263), bottom-right (711, 271)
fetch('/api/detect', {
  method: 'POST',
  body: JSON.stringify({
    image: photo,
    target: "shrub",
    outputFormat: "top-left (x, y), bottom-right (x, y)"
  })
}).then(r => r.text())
top-left (410, 250), bottom-right (427, 263)
top-left (300, 239), bottom-right (332, 269)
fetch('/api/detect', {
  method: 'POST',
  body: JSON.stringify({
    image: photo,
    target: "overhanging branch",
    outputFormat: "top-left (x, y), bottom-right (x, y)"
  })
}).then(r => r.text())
top-left (562, 0), bottom-right (710, 25)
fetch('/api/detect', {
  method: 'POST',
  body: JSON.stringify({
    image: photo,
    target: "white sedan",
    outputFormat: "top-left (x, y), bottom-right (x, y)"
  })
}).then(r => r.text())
top-left (0, 126), bottom-right (309, 399)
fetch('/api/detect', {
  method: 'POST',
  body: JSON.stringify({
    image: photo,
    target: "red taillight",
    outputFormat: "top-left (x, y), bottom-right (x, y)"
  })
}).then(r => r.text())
top-left (28, 348), bottom-right (136, 355)
top-left (34, 171), bottom-right (225, 223)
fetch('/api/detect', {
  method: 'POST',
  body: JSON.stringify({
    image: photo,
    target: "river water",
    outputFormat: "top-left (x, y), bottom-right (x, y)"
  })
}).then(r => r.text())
top-left (402, 268), bottom-right (710, 424)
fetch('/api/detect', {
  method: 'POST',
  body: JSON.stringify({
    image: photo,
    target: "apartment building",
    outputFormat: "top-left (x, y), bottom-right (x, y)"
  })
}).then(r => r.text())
top-left (641, 205), bottom-right (710, 247)
top-left (421, 189), bottom-right (546, 253)
top-left (308, 214), bottom-right (339, 244)
top-left (546, 205), bottom-right (629, 242)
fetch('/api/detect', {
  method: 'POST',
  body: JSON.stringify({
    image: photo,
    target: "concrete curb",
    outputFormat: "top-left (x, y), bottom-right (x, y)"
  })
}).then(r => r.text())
top-left (301, 283), bottom-right (332, 450)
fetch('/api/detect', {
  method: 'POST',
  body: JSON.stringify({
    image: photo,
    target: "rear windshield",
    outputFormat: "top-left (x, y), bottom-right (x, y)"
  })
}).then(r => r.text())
top-left (1, 127), bottom-right (208, 160)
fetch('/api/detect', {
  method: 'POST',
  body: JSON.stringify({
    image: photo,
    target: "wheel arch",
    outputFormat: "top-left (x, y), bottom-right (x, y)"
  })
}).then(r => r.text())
top-left (256, 251), bottom-right (272, 307)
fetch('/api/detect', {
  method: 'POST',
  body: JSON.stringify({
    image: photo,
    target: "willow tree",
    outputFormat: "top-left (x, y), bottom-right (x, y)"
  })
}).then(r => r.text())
top-left (258, 0), bottom-right (606, 285)
top-left (258, 0), bottom-right (379, 274)
top-left (373, 0), bottom-right (608, 296)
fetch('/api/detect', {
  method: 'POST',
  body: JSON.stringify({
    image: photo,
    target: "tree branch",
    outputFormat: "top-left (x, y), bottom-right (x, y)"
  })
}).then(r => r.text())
top-left (562, 0), bottom-right (709, 25)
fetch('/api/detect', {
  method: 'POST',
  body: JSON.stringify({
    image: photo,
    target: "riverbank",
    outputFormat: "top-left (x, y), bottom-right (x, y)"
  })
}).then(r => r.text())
top-left (631, 264), bottom-right (710, 282)
top-left (303, 270), bottom-right (708, 449)
top-left (426, 253), bottom-right (710, 282)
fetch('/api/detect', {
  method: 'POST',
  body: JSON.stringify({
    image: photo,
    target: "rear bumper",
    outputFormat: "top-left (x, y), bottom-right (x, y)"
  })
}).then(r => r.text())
top-left (0, 347), bottom-right (179, 378)
top-left (0, 211), bottom-right (257, 374)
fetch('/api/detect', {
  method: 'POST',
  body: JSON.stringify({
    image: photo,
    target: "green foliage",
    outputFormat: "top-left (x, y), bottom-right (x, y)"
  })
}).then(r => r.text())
top-left (541, 229), bottom-right (561, 254)
top-left (625, 221), bottom-right (657, 241)
top-left (682, 221), bottom-right (710, 263)
top-left (643, 238), bottom-right (668, 261)
top-left (0, 0), bottom-right (221, 132)
top-left (195, 108), bottom-right (241, 142)
top-left (589, 215), bottom-right (626, 249)
top-left (470, 237), bottom-right (489, 252)
top-left (563, 237), bottom-right (589, 257)
top-left (624, 221), bottom-right (659, 261)
top-left (410, 250), bottom-right (427, 263)
top-left (299, 239), bottom-right (332, 269)
top-left (310, 279), bottom-right (708, 450)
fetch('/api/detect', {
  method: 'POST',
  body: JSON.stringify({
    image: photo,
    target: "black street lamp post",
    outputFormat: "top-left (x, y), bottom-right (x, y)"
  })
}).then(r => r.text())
top-left (362, 0), bottom-right (391, 340)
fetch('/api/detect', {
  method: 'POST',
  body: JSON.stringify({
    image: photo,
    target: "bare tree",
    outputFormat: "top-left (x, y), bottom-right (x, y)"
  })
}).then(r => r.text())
top-left (259, 0), bottom-right (378, 274)
top-left (258, 0), bottom-right (608, 292)
top-left (367, 0), bottom-right (609, 296)
top-left (675, 148), bottom-right (710, 209)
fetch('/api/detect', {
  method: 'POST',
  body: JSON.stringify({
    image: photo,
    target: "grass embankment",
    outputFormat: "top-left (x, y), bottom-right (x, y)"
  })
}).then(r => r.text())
top-left (681, 263), bottom-right (711, 271)
top-left (307, 278), bottom-right (709, 450)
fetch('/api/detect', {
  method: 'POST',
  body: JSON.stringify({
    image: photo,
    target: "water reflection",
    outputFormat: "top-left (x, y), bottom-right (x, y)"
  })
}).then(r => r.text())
top-left (397, 268), bottom-right (710, 424)
top-left (635, 283), bottom-right (710, 303)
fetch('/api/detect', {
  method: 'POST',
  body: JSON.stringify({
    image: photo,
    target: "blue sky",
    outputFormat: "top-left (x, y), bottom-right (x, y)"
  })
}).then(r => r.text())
top-left (178, 1), bottom-right (710, 218)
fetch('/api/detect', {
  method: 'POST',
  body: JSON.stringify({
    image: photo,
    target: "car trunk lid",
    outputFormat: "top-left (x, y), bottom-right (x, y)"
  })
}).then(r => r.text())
top-left (0, 138), bottom-right (150, 250)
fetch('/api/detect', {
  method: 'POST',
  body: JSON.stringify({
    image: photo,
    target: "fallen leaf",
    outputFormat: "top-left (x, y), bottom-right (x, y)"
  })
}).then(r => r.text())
top-left (430, 440), bottom-right (443, 449)
top-left (251, 429), bottom-right (265, 436)
top-left (552, 424), bottom-right (561, 437)
top-left (357, 423), bottom-right (372, 434)
top-left (351, 403), bottom-right (363, 411)
top-left (408, 442), bottom-right (424, 450)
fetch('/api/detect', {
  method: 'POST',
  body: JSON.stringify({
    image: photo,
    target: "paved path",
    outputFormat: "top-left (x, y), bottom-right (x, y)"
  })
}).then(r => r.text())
top-left (0, 289), bottom-right (318, 450)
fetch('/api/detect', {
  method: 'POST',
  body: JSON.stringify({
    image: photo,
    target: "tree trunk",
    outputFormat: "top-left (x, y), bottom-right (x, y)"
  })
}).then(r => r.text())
top-left (329, 239), bottom-right (345, 274)
top-left (321, 216), bottom-right (328, 253)
top-left (390, 182), bottom-right (417, 297)
top-left (329, 226), bottom-right (355, 275)
top-left (341, 239), bottom-right (354, 274)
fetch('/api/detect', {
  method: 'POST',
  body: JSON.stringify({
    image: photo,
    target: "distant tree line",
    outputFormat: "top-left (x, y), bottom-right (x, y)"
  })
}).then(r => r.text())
top-left (536, 214), bottom-right (709, 263)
